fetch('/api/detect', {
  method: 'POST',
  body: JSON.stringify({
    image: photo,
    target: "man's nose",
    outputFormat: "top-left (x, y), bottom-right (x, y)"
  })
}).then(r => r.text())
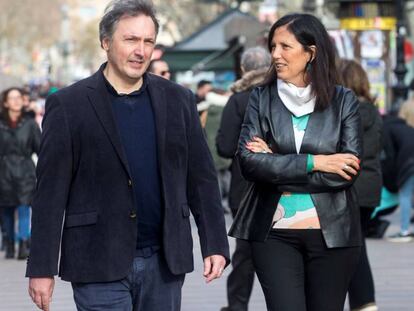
top-left (133, 42), bottom-right (145, 55)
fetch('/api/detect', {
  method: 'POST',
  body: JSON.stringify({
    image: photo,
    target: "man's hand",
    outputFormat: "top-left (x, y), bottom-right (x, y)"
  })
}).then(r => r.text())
top-left (28, 277), bottom-right (55, 311)
top-left (203, 255), bottom-right (226, 283)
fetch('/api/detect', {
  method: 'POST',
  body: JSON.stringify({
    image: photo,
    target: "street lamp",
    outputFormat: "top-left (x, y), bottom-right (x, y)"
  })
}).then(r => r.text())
top-left (392, 0), bottom-right (409, 112)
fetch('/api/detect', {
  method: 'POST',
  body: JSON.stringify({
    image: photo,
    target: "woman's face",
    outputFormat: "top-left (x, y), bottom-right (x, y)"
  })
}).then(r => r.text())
top-left (270, 25), bottom-right (314, 87)
top-left (4, 89), bottom-right (24, 113)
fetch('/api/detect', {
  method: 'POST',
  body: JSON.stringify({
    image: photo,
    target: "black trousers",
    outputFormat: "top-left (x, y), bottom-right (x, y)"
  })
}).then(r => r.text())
top-left (224, 209), bottom-right (255, 311)
top-left (226, 239), bottom-right (255, 310)
top-left (348, 207), bottom-right (376, 309)
top-left (251, 229), bottom-right (360, 311)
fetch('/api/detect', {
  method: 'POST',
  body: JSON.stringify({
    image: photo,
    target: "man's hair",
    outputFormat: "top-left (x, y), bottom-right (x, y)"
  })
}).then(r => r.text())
top-left (197, 80), bottom-right (212, 89)
top-left (99, 0), bottom-right (159, 48)
top-left (148, 59), bottom-right (164, 73)
top-left (241, 47), bottom-right (271, 72)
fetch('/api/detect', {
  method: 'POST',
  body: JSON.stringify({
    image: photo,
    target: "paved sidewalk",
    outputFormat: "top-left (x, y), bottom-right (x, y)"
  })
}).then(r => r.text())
top-left (0, 212), bottom-right (413, 310)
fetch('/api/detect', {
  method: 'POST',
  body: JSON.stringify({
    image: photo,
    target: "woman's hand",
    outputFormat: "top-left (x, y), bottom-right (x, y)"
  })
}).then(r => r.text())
top-left (313, 153), bottom-right (360, 180)
top-left (246, 137), bottom-right (273, 154)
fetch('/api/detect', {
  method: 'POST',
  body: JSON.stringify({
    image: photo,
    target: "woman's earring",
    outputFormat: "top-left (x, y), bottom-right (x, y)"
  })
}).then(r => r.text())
top-left (306, 62), bottom-right (312, 72)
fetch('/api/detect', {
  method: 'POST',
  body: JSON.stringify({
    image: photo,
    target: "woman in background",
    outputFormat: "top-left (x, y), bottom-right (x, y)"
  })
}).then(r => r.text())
top-left (339, 59), bottom-right (382, 311)
top-left (0, 87), bottom-right (41, 259)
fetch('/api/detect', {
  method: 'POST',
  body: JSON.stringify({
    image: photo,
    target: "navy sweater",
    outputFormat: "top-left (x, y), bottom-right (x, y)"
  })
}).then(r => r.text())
top-left (104, 74), bottom-right (162, 250)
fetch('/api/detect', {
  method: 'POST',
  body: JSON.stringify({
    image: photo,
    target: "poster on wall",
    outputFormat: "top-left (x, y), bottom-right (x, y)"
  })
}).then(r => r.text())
top-left (328, 30), bottom-right (354, 59)
top-left (370, 84), bottom-right (387, 114)
top-left (359, 30), bottom-right (384, 59)
top-left (361, 58), bottom-right (387, 113)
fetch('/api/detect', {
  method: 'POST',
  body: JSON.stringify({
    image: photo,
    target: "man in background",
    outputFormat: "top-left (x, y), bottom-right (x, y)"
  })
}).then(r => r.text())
top-left (217, 46), bottom-right (271, 311)
top-left (148, 58), bottom-right (171, 80)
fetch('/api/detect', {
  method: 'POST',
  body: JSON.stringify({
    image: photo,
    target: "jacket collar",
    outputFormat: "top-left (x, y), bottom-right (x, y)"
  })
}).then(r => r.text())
top-left (264, 82), bottom-right (325, 154)
top-left (146, 73), bottom-right (167, 171)
top-left (230, 68), bottom-right (268, 93)
top-left (85, 64), bottom-right (131, 177)
top-left (85, 63), bottom-right (168, 176)
top-left (267, 82), bottom-right (296, 154)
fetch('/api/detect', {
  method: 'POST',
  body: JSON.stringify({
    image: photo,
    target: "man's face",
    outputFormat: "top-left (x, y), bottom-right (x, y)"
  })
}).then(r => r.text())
top-left (197, 84), bottom-right (212, 99)
top-left (103, 14), bottom-right (156, 84)
top-left (152, 60), bottom-right (170, 80)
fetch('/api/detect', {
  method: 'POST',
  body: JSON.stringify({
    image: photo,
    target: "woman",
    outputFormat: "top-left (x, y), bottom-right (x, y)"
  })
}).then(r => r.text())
top-left (0, 87), bottom-right (41, 259)
top-left (339, 59), bottom-right (382, 311)
top-left (229, 14), bottom-right (362, 311)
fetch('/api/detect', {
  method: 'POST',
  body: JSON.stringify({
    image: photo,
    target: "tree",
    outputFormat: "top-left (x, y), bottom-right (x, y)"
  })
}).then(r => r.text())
top-left (0, 0), bottom-right (62, 51)
top-left (153, 0), bottom-right (231, 41)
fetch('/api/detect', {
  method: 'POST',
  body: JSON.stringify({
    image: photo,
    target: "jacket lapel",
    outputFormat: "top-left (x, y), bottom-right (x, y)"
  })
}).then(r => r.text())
top-left (86, 70), bottom-right (131, 177)
top-left (299, 108), bottom-right (324, 154)
top-left (266, 83), bottom-right (296, 154)
top-left (146, 74), bottom-right (167, 170)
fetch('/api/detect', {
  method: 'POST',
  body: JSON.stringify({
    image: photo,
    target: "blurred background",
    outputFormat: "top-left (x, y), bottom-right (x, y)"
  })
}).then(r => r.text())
top-left (0, 0), bottom-right (413, 112)
top-left (1, 1), bottom-right (414, 310)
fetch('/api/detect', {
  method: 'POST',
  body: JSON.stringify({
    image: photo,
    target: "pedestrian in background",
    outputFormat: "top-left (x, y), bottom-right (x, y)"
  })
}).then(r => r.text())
top-left (26, 1), bottom-right (229, 310)
top-left (202, 89), bottom-right (232, 212)
top-left (398, 99), bottom-right (414, 128)
top-left (230, 13), bottom-right (362, 311)
top-left (148, 58), bottom-right (171, 80)
top-left (339, 59), bottom-right (382, 311)
top-left (0, 87), bottom-right (41, 260)
top-left (384, 102), bottom-right (414, 242)
top-left (195, 80), bottom-right (213, 128)
top-left (217, 46), bottom-right (271, 311)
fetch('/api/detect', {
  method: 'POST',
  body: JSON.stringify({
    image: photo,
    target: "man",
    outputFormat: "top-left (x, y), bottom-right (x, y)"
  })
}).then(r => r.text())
top-left (195, 80), bottom-right (213, 104)
top-left (216, 46), bottom-right (271, 311)
top-left (195, 80), bottom-right (212, 128)
top-left (148, 59), bottom-right (171, 80)
top-left (26, 1), bottom-right (229, 310)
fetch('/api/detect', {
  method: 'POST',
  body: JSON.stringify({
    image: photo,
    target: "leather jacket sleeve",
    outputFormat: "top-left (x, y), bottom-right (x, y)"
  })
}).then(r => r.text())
top-left (237, 88), bottom-right (309, 184)
top-left (278, 90), bottom-right (363, 193)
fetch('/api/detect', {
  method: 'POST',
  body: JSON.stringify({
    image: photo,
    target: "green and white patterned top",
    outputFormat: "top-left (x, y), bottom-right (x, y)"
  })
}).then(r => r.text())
top-left (272, 114), bottom-right (321, 229)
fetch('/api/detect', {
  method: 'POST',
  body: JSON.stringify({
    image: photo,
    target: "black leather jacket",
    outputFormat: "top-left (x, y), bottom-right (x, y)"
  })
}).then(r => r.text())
top-left (229, 83), bottom-right (363, 248)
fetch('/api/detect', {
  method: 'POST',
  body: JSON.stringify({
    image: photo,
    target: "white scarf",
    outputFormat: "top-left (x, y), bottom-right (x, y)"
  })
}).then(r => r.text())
top-left (277, 79), bottom-right (315, 117)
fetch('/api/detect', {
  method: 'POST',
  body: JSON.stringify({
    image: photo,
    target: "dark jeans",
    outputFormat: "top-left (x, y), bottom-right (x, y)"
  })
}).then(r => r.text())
top-left (348, 207), bottom-right (376, 309)
top-left (251, 229), bottom-right (360, 311)
top-left (1, 205), bottom-right (31, 241)
top-left (72, 251), bottom-right (184, 311)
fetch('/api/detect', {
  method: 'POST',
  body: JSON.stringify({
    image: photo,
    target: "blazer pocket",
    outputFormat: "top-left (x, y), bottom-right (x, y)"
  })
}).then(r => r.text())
top-left (64, 211), bottom-right (98, 228)
top-left (181, 204), bottom-right (190, 218)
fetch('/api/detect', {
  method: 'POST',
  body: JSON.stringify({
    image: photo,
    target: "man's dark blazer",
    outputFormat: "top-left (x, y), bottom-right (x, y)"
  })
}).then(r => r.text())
top-left (26, 66), bottom-right (230, 283)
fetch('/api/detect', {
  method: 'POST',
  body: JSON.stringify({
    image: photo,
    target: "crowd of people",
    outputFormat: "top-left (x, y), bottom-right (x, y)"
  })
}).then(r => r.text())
top-left (0, 82), bottom-right (57, 260)
top-left (0, 1), bottom-right (414, 311)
